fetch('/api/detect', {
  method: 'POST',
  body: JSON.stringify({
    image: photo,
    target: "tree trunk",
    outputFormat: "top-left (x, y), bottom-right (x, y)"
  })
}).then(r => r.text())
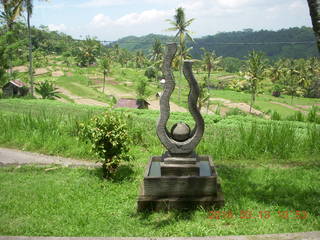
top-left (206, 68), bottom-right (211, 113)
top-left (307, 0), bottom-right (320, 53)
top-left (178, 54), bottom-right (182, 104)
top-left (103, 70), bottom-right (106, 93)
top-left (27, 10), bottom-right (34, 96)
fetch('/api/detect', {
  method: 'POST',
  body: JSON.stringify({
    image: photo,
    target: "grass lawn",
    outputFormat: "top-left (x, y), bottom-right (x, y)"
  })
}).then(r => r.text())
top-left (0, 163), bottom-right (319, 237)
top-left (0, 99), bottom-right (319, 236)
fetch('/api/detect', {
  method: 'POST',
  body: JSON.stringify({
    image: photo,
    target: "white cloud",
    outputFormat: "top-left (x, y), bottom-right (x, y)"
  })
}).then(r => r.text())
top-left (91, 14), bottom-right (113, 27)
top-left (77, 0), bottom-right (128, 7)
top-left (216, 0), bottom-right (252, 9)
top-left (43, 0), bottom-right (312, 41)
top-left (90, 9), bottom-right (172, 27)
top-left (48, 24), bottom-right (67, 32)
top-left (116, 9), bottom-right (171, 25)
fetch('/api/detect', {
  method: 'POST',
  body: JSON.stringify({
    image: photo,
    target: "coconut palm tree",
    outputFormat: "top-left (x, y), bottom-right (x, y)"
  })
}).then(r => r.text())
top-left (0, 0), bottom-right (23, 30)
top-left (150, 39), bottom-right (163, 62)
top-left (100, 57), bottom-right (111, 94)
top-left (307, 0), bottom-right (320, 53)
top-left (245, 51), bottom-right (267, 112)
top-left (23, 0), bottom-right (35, 96)
top-left (0, 0), bottom-right (23, 76)
top-left (166, 7), bottom-right (194, 103)
top-left (201, 48), bottom-right (222, 88)
top-left (22, 0), bottom-right (48, 96)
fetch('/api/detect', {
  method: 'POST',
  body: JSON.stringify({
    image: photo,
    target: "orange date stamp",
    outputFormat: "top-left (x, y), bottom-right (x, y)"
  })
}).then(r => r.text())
top-left (208, 210), bottom-right (309, 220)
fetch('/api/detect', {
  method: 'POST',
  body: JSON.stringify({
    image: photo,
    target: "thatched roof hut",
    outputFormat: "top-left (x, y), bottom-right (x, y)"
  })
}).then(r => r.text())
top-left (2, 80), bottom-right (29, 97)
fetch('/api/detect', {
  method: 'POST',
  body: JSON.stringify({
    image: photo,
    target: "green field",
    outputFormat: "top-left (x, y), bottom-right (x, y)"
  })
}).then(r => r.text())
top-left (0, 99), bottom-right (319, 236)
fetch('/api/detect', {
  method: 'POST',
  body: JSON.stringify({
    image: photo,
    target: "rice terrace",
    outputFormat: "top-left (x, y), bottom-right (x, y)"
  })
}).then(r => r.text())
top-left (0, 0), bottom-right (320, 239)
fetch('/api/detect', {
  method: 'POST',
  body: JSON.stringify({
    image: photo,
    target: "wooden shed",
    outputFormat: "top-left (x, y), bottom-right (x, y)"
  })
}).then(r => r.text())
top-left (115, 98), bottom-right (150, 109)
top-left (2, 80), bottom-right (29, 97)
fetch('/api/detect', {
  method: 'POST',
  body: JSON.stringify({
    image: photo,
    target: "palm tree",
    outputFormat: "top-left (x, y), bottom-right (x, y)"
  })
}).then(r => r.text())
top-left (201, 48), bottom-right (222, 88)
top-left (100, 57), bottom-right (111, 93)
top-left (22, 0), bottom-right (48, 97)
top-left (150, 39), bottom-right (163, 62)
top-left (166, 7), bottom-right (194, 103)
top-left (245, 51), bottom-right (267, 112)
top-left (149, 39), bottom-right (163, 82)
top-left (0, 0), bottom-right (23, 76)
top-left (307, 0), bottom-right (320, 53)
top-left (0, 0), bottom-right (23, 30)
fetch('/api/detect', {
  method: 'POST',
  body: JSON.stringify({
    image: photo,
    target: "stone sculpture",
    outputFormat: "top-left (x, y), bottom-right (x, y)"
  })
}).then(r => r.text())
top-left (137, 43), bottom-right (224, 211)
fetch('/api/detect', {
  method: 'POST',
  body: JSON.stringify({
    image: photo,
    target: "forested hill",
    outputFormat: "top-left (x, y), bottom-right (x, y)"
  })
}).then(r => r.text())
top-left (116, 27), bottom-right (319, 59)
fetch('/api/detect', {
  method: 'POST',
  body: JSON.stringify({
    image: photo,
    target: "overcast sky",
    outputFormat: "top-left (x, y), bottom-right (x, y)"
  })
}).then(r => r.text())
top-left (32, 0), bottom-right (313, 41)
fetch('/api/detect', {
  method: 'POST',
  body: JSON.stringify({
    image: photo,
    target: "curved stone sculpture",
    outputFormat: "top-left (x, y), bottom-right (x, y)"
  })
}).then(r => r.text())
top-left (157, 43), bottom-right (205, 156)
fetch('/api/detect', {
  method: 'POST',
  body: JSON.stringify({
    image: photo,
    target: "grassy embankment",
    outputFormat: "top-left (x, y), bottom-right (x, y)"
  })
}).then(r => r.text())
top-left (0, 99), bottom-right (319, 236)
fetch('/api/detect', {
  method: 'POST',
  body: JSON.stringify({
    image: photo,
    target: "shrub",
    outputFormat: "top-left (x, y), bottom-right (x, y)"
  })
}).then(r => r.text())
top-left (35, 80), bottom-right (60, 99)
top-left (79, 111), bottom-right (132, 178)
top-left (271, 110), bottom-right (281, 121)
top-left (307, 106), bottom-right (320, 123)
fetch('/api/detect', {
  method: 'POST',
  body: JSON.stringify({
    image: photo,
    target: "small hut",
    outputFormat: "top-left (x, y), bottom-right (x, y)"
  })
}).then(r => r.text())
top-left (115, 98), bottom-right (150, 109)
top-left (2, 80), bottom-right (29, 97)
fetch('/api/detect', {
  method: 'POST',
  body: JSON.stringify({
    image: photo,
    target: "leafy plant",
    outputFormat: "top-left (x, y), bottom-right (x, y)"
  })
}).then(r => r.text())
top-left (136, 77), bottom-right (149, 99)
top-left (244, 50), bottom-right (267, 112)
top-left (79, 111), bottom-right (132, 178)
top-left (35, 80), bottom-right (60, 99)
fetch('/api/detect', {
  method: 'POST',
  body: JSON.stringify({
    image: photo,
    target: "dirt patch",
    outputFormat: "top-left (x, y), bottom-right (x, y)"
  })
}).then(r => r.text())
top-left (57, 86), bottom-right (108, 107)
top-left (210, 97), bottom-right (264, 116)
top-left (52, 71), bottom-right (64, 77)
top-left (270, 101), bottom-right (307, 114)
top-left (34, 68), bottom-right (49, 76)
top-left (295, 105), bottom-right (311, 110)
top-left (66, 72), bottom-right (73, 77)
top-left (11, 66), bottom-right (28, 73)
top-left (148, 100), bottom-right (187, 112)
top-left (91, 77), bottom-right (115, 85)
top-left (216, 75), bottom-right (236, 81)
top-left (98, 85), bottom-right (134, 99)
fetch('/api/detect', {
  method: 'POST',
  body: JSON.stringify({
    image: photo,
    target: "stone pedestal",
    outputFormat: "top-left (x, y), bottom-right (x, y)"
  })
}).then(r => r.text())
top-left (137, 43), bottom-right (224, 212)
top-left (137, 155), bottom-right (224, 211)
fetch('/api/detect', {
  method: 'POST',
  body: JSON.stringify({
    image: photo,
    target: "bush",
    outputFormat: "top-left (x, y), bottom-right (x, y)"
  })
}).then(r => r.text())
top-left (271, 111), bottom-right (281, 121)
top-left (307, 106), bottom-right (320, 123)
top-left (35, 80), bottom-right (60, 99)
top-left (79, 111), bottom-right (132, 178)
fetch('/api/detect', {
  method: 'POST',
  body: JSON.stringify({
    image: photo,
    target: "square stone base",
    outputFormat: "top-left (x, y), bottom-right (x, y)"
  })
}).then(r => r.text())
top-left (137, 155), bottom-right (224, 211)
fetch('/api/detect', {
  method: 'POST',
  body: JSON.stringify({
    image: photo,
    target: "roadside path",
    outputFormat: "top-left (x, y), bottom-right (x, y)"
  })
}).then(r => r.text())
top-left (0, 231), bottom-right (319, 240)
top-left (0, 147), bottom-right (99, 167)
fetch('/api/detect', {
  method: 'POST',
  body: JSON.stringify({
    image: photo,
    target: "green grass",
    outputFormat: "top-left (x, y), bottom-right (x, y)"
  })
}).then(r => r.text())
top-left (0, 99), bottom-right (319, 163)
top-left (0, 99), bottom-right (319, 236)
top-left (210, 89), bottom-right (320, 117)
top-left (0, 164), bottom-right (319, 236)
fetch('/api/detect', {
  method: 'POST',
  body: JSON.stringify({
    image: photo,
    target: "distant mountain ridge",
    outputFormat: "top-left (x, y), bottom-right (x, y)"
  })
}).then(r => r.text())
top-left (115, 27), bottom-right (319, 59)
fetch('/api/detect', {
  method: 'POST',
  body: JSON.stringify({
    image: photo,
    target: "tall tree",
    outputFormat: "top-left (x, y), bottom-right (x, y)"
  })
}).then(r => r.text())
top-left (24, 0), bottom-right (34, 96)
top-left (0, 0), bottom-right (23, 76)
top-left (245, 51), bottom-right (267, 112)
top-left (166, 7), bottom-right (194, 103)
top-left (307, 0), bottom-right (320, 53)
top-left (100, 57), bottom-right (111, 94)
top-left (0, 0), bottom-right (23, 30)
top-left (149, 39), bottom-right (163, 82)
top-left (201, 48), bottom-right (222, 113)
top-left (201, 48), bottom-right (222, 88)
top-left (22, 0), bottom-right (48, 96)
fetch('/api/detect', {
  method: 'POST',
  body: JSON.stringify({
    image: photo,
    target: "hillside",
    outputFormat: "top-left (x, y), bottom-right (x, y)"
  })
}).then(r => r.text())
top-left (116, 27), bottom-right (319, 59)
